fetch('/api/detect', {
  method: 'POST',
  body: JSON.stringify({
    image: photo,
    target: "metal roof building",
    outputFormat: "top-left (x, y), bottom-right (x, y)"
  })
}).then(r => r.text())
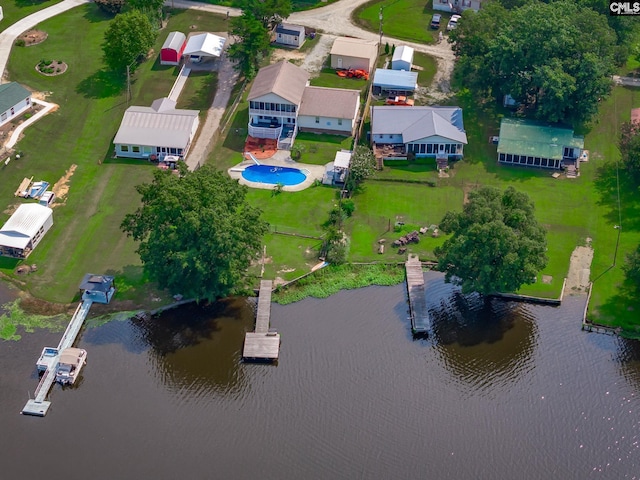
top-left (371, 106), bottom-right (467, 144)
top-left (0, 203), bottom-right (53, 258)
top-left (183, 33), bottom-right (226, 61)
top-left (372, 69), bottom-right (418, 94)
top-left (391, 46), bottom-right (414, 71)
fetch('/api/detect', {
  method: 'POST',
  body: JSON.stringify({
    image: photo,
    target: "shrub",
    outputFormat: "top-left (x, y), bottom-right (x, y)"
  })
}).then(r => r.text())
top-left (290, 144), bottom-right (305, 160)
top-left (15, 39), bottom-right (25, 47)
top-left (340, 199), bottom-right (355, 217)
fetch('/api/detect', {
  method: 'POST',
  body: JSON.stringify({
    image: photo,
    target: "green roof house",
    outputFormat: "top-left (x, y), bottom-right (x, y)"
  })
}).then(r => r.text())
top-left (497, 118), bottom-right (584, 170)
top-left (0, 82), bottom-right (32, 128)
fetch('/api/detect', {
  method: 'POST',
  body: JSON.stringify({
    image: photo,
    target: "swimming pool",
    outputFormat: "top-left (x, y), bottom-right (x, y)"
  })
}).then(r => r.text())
top-left (241, 165), bottom-right (307, 186)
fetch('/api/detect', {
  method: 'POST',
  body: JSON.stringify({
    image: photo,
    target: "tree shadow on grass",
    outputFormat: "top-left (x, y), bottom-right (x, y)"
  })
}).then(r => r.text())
top-left (82, 4), bottom-right (114, 23)
top-left (14, 0), bottom-right (51, 7)
top-left (591, 279), bottom-right (640, 338)
top-left (593, 161), bottom-right (640, 232)
top-left (76, 69), bottom-right (125, 99)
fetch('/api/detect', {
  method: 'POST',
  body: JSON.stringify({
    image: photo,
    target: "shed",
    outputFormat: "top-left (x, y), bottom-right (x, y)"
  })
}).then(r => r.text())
top-left (372, 69), bottom-right (418, 95)
top-left (183, 33), bottom-right (226, 63)
top-left (274, 23), bottom-right (306, 48)
top-left (392, 46), bottom-right (414, 71)
top-left (0, 203), bottom-right (53, 258)
top-left (79, 273), bottom-right (116, 304)
top-left (0, 82), bottom-right (32, 128)
top-left (160, 31), bottom-right (186, 66)
top-left (330, 37), bottom-right (378, 73)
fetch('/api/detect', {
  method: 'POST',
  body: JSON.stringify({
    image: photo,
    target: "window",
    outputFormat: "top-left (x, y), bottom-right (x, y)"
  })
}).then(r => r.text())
top-left (1, 113), bottom-right (6, 122)
top-left (121, 145), bottom-right (129, 152)
top-left (132, 146), bottom-right (140, 153)
top-left (338, 118), bottom-right (343, 126)
top-left (315, 117), bottom-right (320, 124)
top-left (170, 148), bottom-right (177, 154)
top-left (143, 146), bottom-right (152, 154)
top-left (278, 33), bottom-right (282, 38)
top-left (499, 153), bottom-right (506, 162)
top-left (426, 144), bottom-right (433, 154)
top-left (26, 98), bottom-right (30, 105)
top-left (177, 149), bottom-right (184, 155)
top-left (506, 154), bottom-right (513, 162)
top-left (10, 107), bottom-right (14, 115)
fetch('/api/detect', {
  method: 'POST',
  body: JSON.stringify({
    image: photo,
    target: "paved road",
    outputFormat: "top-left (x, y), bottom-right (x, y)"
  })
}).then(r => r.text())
top-left (0, 0), bottom-right (90, 82)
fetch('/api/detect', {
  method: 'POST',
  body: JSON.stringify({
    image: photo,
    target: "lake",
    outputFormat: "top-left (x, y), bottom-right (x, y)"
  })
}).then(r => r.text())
top-left (0, 272), bottom-right (638, 479)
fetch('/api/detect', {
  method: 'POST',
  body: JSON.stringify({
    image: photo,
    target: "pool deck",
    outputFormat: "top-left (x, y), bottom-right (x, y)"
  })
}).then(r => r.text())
top-left (228, 150), bottom-right (326, 192)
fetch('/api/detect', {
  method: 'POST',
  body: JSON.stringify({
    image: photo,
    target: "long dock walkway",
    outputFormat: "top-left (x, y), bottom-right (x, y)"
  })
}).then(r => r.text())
top-left (243, 280), bottom-right (280, 361)
top-left (22, 298), bottom-right (93, 416)
top-left (406, 255), bottom-right (429, 335)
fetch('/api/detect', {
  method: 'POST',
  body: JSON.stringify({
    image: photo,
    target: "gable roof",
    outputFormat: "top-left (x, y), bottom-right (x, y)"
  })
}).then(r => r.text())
top-left (183, 33), bottom-right (226, 57)
top-left (113, 98), bottom-right (199, 148)
top-left (373, 69), bottom-right (418, 91)
top-left (162, 31), bottom-right (186, 51)
top-left (392, 45), bottom-right (414, 66)
top-left (0, 203), bottom-right (52, 249)
top-left (299, 86), bottom-right (360, 119)
top-left (371, 106), bottom-right (467, 144)
top-left (330, 37), bottom-right (378, 61)
top-left (497, 118), bottom-right (584, 160)
top-left (248, 61), bottom-right (310, 105)
top-left (0, 82), bottom-right (30, 113)
top-left (276, 23), bottom-right (305, 36)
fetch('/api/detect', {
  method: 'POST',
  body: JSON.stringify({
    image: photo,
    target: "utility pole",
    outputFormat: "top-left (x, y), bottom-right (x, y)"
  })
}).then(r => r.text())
top-left (126, 64), bottom-right (132, 105)
top-left (378, 7), bottom-right (384, 54)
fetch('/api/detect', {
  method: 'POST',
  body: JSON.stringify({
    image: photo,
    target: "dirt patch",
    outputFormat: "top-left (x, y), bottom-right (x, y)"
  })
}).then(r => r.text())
top-left (462, 182), bottom-right (480, 204)
top-left (16, 29), bottom-right (48, 46)
top-left (271, 47), bottom-right (307, 65)
top-left (35, 60), bottom-right (68, 76)
top-left (542, 275), bottom-right (553, 284)
top-left (3, 203), bottom-right (20, 216)
top-left (564, 245), bottom-right (594, 295)
top-left (52, 164), bottom-right (77, 205)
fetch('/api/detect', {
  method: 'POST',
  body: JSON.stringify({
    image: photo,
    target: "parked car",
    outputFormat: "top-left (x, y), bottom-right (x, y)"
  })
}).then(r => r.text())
top-left (430, 14), bottom-right (441, 29)
top-left (447, 15), bottom-right (461, 31)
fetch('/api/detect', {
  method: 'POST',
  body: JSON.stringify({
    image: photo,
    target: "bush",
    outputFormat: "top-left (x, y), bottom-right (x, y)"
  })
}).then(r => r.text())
top-left (340, 199), bottom-right (355, 217)
top-left (290, 144), bottom-right (305, 160)
top-left (15, 39), bottom-right (25, 47)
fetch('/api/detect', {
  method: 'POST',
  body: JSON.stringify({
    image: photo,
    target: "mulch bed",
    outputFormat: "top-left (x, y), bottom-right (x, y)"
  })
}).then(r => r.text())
top-left (244, 136), bottom-right (278, 159)
top-left (36, 60), bottom-right (68, 76)
top-left (16, 29), bottom-right (48, 46)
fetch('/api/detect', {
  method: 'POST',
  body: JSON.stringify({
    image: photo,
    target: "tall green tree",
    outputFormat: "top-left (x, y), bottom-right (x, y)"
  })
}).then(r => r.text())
top-left (434, 186), bottom-right (547, 295)
top-left (242, 0), bottom-right (292, 29)
top-left (619, 121), bottom-right (640, 184)
top-left (451, 0), bottom-right (618, 124)
top-left (345, 145), bottom-right (376, 193)
top-left (128, 0), bottom-right (165, 26)
top-left (121, 165), bottom-right (269, 301)
top-left (228, 12), bottom-right (271, 79)
top-left (102, 10), bottom-right (156, 73)
top-left (623, 244), bottom-right (640, 293)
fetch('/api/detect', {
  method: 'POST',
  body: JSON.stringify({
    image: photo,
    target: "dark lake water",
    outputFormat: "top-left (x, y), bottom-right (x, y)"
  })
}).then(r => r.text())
top-left (1, 272), bottom-right (639, 479)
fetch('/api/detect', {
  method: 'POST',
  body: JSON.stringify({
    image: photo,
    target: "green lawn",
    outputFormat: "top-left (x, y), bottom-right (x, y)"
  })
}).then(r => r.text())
top-left (292, 132), bottom-right (353, 165)
top-left (309, 67), bottom-right (369, 92)
top-left (0, 0), bottom-right (61, 33)
top-left (354, 0), bottom-right (454, 45)
top-left (0, 5), bottom-right (228, 303)
top-left (413, 51), bottom-right (438, 88)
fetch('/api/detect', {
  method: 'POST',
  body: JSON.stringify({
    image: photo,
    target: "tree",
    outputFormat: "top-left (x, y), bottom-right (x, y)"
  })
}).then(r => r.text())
top-left (121, 165), bottom-right (269, 301)
top-left (128, 0), bottom-right (165, 27)
top-left (434, 186), bottom-right (547, 295)
top-left (451, 1), bottom-right (618, 124)
top-left (345, 145), bottom-right (376, 193)
top-left (102, 10), bottom-right (156, 73)
top-left (94, 0), bottom-right (126, 14)
top-left (619, 121), bottom-right (640, 184)
top-left (227, 12), bottom-right (271, 79)
top-left (242, 0), bottom-right (292, 29)
top-left (623, 245), bottom-right (640, 293)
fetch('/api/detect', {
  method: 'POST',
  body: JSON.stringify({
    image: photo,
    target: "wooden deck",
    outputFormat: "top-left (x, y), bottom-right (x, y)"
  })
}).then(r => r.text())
top-left (243, 280), bottom-right (280, 361)
top-left (406, 255), bottom-right (429, 335)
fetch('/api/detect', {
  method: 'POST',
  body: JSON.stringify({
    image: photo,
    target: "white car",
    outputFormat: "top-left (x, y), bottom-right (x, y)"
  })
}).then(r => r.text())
top-left (447, 15), bottom-right (461, 31)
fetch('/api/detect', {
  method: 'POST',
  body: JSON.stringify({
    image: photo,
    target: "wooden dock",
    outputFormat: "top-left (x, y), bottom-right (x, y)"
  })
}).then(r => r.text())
top-left (243, 280), bottom-right (280, 361)
top-left (406, 255), bottom-right (429, 335)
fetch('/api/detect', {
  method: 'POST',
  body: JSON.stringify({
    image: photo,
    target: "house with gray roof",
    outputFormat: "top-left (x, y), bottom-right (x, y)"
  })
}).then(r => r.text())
top-left (497, 118), bottom-right (584, 170)
top-left (113, 97), bottom-right (200, 160)
top-left (274, 23), bottom-right (306, 48)
top-left (298, 87), bottom-right (360, 136)
top-left (0, 82), bottom-right (32, 128)
top-left (370, 106), bottom-right (467, 160)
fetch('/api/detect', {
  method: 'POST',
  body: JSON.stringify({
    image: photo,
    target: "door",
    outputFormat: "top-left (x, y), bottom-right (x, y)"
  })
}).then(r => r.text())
top-left (337, 57), bottom-right (342, 68)
top-left (439, 144), bottom-right (445, 154)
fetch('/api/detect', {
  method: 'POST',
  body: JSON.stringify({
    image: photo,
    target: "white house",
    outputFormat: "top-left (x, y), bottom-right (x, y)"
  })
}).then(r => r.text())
top-left (113, 98), bottom-right (200, 160)
top-left (433, 0), bottom-right (483, 13)
top-left (183, 33), bottom-right (226, 63)
top-left (330, 37), bottom-right (378, 73)
top-left (0, 82), bottom-right (32, 128)
top-left (370, 106), bottom-right (467, 160)
top-left (298, 87), bottom-right (360, 136)
top-left (392, 46), bottom-right (414, 71)
top-left (0, 203), bottom-right (53, 258)
top-left (274, 23), bottom-right (305, 48)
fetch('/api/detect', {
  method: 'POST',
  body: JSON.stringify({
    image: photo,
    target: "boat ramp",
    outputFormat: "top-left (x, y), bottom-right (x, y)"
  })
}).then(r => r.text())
top-left (21, 274), bottom-right (115, 417)
top-left (406, 255), bottom-right (429, 335)
top-left (243, 280), bottom-right (280, 361)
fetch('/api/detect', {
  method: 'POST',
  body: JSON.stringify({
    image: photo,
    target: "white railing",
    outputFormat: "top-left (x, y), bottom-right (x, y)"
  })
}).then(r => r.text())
top-left (248, 125), bottom-right (282, 139)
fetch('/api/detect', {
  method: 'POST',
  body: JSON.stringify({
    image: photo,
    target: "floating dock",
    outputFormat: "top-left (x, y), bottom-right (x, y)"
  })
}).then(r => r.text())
top-left (22, 274), bottom-right (115, 417)
top-left (406, 255), bottom-right (429, 335)
top-left (243, 280), bottom-right (280, 361)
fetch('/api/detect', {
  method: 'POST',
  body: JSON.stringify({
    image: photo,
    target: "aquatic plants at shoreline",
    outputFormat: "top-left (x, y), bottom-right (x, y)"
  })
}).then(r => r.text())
top-left (273, 263), bottom-right (405, 305)
top-left (0, 300), bottom-right (67, 341)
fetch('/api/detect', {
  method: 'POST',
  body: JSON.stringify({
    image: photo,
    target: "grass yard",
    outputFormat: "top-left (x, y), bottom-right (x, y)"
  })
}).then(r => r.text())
top-left (309, 67), bottom-right (369, 92)
top-left (0, 5), bottom-right (228, 303)
top-left (292, 132), bottom-right (353, 165)
top-left (413, 51), bottom-right (438, 88)
top-left (354, 0), bottom-right (454, 45)
top-left (0, 0), bottom-right (61, 33)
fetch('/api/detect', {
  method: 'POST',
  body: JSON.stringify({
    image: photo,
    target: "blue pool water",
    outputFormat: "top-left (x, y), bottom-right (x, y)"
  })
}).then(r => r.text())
top-left (242, 165), bottom-right (307, 186)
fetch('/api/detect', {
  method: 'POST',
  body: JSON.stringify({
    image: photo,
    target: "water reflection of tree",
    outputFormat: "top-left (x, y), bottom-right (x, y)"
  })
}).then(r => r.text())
top-left (430, 291), bottom-right (537, 391)
top-left (616, 338), bottom-right (640, 392)
top-left (130, 297), bottom-right (256, 394)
